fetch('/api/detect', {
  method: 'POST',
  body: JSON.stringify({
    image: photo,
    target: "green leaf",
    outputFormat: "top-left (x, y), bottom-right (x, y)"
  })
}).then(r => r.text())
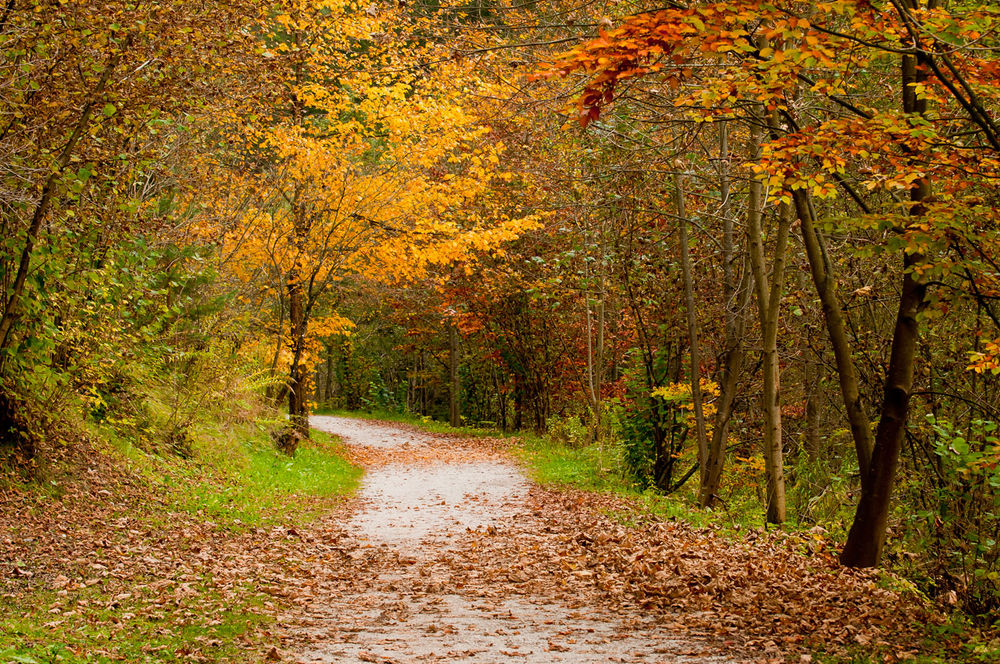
top-left (102, 103), bottom-right (117, 117)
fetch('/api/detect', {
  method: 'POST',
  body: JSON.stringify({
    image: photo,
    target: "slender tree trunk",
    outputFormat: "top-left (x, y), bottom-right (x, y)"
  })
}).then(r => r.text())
top-left (585, 285), bottom-right (597, 411)
top-left (594, 217), bottom-right (607, 442)
top-left (278, 44), bottom-right (311, 455)
top-left (701, 123), bottom-right (751, 507)
top-left (752, 68), bottom-right (790, 523)
top-left (421, 350), bottom-right (429, 416)
top-left (801, 268), bottom-right (822, 459)
top-left (804, 364), bottom-right (821, 457)
top-left (324, 341), bottom-right (335, 406)
top-left (747, 144), bottom-right (790, 524)
top-left (675, 169), bottom-right (709, 483)
top-left (793, 189), bottom-right (874, 480)
top-left (284, 268), bottom-right (308, 454)
top-left (583, 224), bottom-right (606, 443)
top-left (407, 354), bottom-right (416, 413)
top-left (449, 320), bottom-right (460, 427)
top-left (841, 38), bottom-right (931, 566)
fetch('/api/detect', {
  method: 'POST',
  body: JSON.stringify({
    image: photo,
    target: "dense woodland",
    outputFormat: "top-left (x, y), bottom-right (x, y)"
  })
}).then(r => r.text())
top-left (4, 0), bottom-right (1000, 638)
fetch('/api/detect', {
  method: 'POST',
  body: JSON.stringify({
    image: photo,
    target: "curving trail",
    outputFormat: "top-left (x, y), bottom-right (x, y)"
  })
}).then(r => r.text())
top-left (285, 416), bottom-right (735, 664)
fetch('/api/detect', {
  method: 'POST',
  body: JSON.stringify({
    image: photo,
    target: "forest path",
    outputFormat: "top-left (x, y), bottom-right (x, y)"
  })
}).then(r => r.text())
top-left (284, 416), bottom-right (736, 663)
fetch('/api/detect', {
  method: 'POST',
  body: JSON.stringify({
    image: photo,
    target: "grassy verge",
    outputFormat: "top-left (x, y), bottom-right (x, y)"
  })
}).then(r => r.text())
top-left (171, 428), bottom-right (362, 528)
top-left (514, 433), bottom-right (767, 530)
top-left (1, 416), bottom-right (361, 663)
top-left (0, 581), bottom-right (272, 664)
top-left (105, 418), bottom-right (362, 529)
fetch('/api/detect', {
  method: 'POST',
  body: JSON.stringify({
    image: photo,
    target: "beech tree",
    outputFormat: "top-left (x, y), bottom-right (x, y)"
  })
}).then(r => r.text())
top-left (194, 0), bottom-right (539, 451)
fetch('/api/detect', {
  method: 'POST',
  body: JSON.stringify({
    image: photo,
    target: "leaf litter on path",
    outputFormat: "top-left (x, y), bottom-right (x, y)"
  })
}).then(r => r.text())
top-left (292, 416), bottom-right (736, 663)
top-left (1, 416), bottom-right (951, 663)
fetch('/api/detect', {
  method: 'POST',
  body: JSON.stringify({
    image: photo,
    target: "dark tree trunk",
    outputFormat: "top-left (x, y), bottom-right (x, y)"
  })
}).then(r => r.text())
top-left (841, 39), bottom-right (931, 566)
top-left (283, 269), bottom-right (309, 455)
top-left (674, 170), bottom-right (710, 488)
top-left (793, 189), bottom-right (874, 480)
top-left (324, 341), bottom-right (335, 406)
top-left (449, 322), bottom-right (460, 427)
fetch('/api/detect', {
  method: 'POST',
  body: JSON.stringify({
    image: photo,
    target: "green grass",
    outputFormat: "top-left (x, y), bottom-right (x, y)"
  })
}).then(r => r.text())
top-left (516, 434), bottom-right (631, 491)
top-left (104, 420), bottom-right (362, 529)
top-left (514, 433), bottom-right (759, 530)
top-left (0, 579), bottom-right (272, 663)
top-left (172, 428), bottom-right (362, 528)
top-left (2, 417), bottom-right (362, 663)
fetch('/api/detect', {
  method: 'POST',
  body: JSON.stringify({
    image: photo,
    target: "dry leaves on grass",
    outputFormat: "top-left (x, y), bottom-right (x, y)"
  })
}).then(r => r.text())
top-left (0, 431), bottom-right (960, 664)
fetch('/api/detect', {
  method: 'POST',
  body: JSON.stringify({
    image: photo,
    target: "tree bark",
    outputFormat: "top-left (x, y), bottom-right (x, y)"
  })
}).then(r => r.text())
top-left (747, 172), bottom-right (790, 524)
top-left (449, 320), bottom-right (461, 427)
top-left (324, 341), bottom-right (336, 406)
top-left (701, 124), bottom-right (751, 507)
top-left (674, 169), bottom-right (709, 484)
top-left (801, 268), bottom-right (823, 460)
top-left (792, 189), bottom-right (875, 481)
top-left (284, 265), bottom-right (309, 454)
top-left (841, 39), bottom-right (931, 566)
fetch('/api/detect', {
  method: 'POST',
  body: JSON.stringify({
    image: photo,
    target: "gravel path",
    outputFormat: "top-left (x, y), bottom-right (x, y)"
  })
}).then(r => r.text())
top-left (289, 416), bottom-right (736, 663)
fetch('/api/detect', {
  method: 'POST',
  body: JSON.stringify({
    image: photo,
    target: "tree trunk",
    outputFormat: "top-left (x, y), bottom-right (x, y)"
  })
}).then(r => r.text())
top-left (747, 160), bottom-right (790, 524)
top-left (449, 320), bottom-right (461, 427)
top-left (283, 268), bottom-right (309, 454)
top-left (324, 341), bottom-right (336, 406)
top-left (701, 123), bottom-right (751, 508)
top-left (675, 169), bottom-right (709, 484)
top-left (793, 189), bottom-right (874, 480)
top-left (583, 228), bottom-right (606, 443)
top-left (801, 269), bottom-right (822, 459)
top-left (421, 350), bottom-right (429, 416)
top-left (841, 41), bottom-right (931, 567)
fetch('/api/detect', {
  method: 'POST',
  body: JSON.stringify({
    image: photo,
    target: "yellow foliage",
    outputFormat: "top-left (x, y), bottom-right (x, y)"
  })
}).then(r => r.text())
top-left (651, 379), bottom-right (720, 436)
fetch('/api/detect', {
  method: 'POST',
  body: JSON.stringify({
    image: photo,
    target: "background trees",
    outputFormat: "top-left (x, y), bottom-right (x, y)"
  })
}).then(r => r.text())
top-left (317, 0), bottom-right (1000, 617)
top-left (6, 0), bottom-right (1000, 627)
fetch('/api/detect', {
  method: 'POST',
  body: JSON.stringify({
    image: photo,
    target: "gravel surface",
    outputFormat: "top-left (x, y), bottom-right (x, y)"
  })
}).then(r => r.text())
top-left (293, 416), bottom-right (736, 663)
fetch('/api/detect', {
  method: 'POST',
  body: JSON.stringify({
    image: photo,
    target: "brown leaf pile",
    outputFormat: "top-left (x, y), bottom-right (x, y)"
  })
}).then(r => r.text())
top-left (437, 487), bottom-right (945, 662)
top-left (0, 439), bottom-right (344, 661)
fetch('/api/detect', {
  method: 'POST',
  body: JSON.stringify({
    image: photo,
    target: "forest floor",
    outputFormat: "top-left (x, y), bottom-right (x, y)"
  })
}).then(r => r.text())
top-left (0, 416), bottom-right (979, 663)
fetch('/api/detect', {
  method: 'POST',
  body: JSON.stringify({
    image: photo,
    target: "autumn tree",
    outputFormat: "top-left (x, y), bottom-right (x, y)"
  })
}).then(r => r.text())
top-left (540, 0), bottom-right (1000, 567)
top-left (0, 0), bottom-right (261, 458)
top-left (194, 0), bottom-right (539, 452)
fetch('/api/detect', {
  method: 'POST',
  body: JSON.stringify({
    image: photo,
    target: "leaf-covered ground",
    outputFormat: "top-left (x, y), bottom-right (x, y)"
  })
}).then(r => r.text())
top-left (1, 419), bottom-right (987, 663)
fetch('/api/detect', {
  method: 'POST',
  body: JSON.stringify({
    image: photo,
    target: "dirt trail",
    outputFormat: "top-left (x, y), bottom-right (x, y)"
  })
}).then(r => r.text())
top-left (287, 416), bottom-right (736, 663)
